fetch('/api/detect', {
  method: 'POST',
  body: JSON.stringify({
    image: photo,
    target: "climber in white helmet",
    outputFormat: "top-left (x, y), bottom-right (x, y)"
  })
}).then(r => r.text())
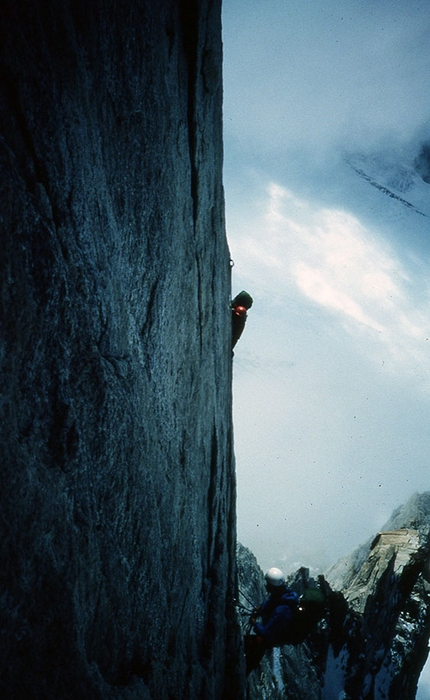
top-left (251, 567), bottom-right (299, 648)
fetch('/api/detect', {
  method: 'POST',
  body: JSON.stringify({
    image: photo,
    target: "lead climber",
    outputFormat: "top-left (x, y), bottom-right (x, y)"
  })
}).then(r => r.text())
top-left (231, 290), bottom-right (253, 350)
top-left (245, 567), bottom-right (299, 672)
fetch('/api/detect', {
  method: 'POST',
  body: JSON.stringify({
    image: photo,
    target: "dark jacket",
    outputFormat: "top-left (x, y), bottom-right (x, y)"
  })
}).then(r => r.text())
top-left (254, 587), bottom-right (299, 647)
top-left (231, 291), bottom-right (253, 349)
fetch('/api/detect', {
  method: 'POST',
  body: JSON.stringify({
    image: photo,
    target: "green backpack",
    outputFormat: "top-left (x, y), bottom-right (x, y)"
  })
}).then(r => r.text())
top-left (283, 587), bottom-right (327, 645)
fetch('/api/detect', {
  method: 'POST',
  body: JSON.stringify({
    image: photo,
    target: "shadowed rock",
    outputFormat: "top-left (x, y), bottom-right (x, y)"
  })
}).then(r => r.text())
top-left (0, 1), bottom-right (243, 698)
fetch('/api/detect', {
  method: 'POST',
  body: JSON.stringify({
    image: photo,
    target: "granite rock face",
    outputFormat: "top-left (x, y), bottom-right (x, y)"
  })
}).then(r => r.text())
top-left (0, 1), bottom-right (243, 698)
top-left (239, 492), bottom-right (430, 700)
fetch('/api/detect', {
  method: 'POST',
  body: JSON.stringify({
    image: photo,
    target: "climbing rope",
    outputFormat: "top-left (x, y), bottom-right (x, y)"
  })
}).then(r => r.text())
top-left (238, 587), bottom-right (257, 609)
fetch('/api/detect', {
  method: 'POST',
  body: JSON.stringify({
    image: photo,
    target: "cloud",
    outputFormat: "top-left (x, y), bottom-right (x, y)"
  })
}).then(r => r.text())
top-left (295, 264), bottom-right (385, 332)
top-left (228, 178), bottom-right (430, 577)
top-left (223, 0), bottom-right (430, 157)
top-left (230, 181), bottom-right (430, 386)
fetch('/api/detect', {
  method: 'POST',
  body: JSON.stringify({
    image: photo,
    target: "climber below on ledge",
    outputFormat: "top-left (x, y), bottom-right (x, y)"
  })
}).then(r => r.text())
top-left (252, 567), bottom-right (299, 646)
top-left (245, 567), bottom-right (298, 673)
top-left (231, 290), bottom-right (253, 350)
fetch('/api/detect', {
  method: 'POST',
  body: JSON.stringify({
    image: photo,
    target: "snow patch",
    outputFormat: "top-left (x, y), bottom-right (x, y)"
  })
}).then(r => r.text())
top-left (322, 644), bottom-right (349, 700)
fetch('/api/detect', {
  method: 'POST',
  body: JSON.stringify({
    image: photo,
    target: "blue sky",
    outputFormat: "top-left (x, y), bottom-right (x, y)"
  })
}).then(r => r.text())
top-left (222, 0), bottom-right (430, 581)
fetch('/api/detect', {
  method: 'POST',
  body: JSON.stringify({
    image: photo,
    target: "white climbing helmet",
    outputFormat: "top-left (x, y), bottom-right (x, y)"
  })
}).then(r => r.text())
top-left (265, 567), bottom-right (285, 587)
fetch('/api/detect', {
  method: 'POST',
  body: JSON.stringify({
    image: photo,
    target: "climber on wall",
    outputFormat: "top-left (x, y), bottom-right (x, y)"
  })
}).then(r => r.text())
top-left (242, 567), bottom-right (327, 673)
top-left (231, 290), bottom-right (253, 350)
top-left (245, 567), bottom-right (299, 673)
top-left (252, 567), bottom-right (299, 645)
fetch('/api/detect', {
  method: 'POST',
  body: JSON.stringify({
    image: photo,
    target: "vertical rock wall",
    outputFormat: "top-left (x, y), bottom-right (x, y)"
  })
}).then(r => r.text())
top-left (0, 1), bottom-right (242, 697)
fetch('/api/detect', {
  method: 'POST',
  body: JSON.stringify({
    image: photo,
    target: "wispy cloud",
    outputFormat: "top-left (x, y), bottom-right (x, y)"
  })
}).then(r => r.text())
top-left (230, 182), bottom-right (430, 382)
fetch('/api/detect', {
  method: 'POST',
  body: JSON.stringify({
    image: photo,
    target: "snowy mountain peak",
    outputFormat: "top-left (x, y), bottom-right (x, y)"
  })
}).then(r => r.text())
top-left (347, 150), bottom-right (430, 219)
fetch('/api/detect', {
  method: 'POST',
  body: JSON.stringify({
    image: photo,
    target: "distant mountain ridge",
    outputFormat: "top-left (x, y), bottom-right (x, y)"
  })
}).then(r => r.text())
top-left (347, 146), bottom-right (430, 219)
top-left (350, 164), bottom-right (430, 218)
top-left (326, 491), bottom-right (430, 590)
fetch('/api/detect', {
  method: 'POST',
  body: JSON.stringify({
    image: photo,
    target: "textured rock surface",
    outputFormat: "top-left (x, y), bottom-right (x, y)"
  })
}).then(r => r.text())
top-left (240, 492), bottom-right (430, 700)
top-left (0, 1), bottom-right (243, 698)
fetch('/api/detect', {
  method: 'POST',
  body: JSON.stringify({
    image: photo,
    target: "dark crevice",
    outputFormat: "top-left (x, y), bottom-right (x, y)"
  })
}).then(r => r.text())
top-left (179, 0), bottom-right (200, 226)
top-left (179, 2), bottom-right (206, 351)
top-left (0, 65), bottom-right (61, 225)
